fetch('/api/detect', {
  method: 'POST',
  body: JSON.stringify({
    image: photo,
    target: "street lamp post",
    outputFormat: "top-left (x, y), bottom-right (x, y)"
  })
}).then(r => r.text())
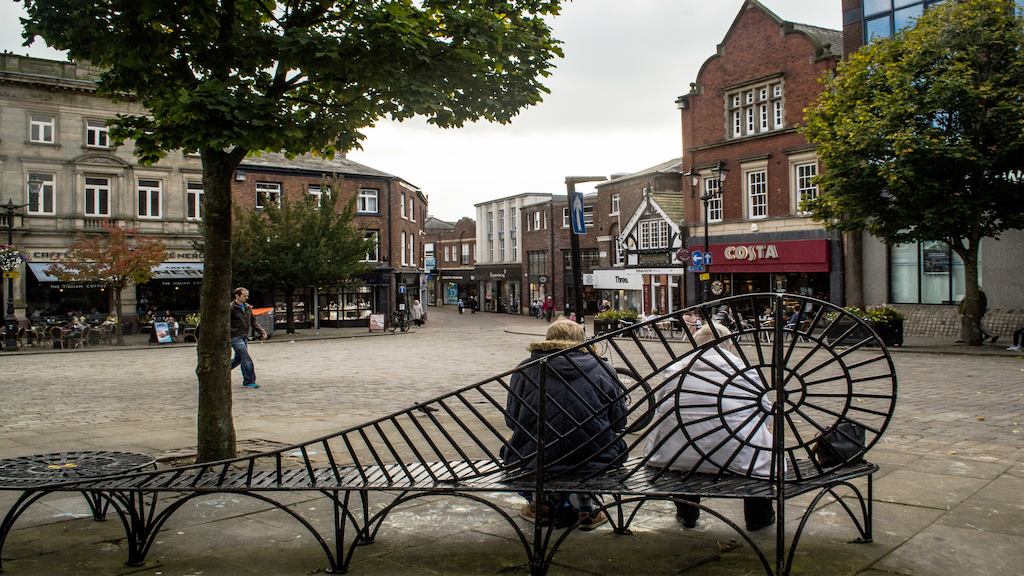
top-left (564, 176), bottom-right (607, 325)
top-left (698, 161), bottom-right (727, 304)
top-left (3, 178), bottom-right (37, 350)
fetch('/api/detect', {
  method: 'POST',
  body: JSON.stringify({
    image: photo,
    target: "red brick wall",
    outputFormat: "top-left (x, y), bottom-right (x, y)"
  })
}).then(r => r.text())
top-left (426, 217), bottom-right (476, 270)
top-left (842, 0), bottom-right (864, 56)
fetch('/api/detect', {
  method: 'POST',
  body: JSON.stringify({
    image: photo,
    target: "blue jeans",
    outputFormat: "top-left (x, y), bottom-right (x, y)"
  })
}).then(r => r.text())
top-left (230, 336), bottom-right (256, 385)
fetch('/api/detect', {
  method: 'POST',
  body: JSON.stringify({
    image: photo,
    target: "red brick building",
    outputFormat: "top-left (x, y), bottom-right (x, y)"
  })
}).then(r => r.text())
top-left (231, 152), bottom-right (427, 328)
top-left (423, 216), bottom-right (476, 307)
top-left (678, 0), bottom-right (843, 304)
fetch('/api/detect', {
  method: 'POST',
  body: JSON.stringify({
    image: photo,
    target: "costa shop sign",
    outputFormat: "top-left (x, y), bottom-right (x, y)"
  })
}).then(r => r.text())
top-left (690, 239), bottom-right (830, 273)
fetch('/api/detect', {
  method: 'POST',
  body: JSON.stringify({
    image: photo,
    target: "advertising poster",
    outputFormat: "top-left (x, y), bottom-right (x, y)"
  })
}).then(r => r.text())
top-left (153, 321), bottom-right (174, 344)
top-left (368, 314), bottom-right (386, 332)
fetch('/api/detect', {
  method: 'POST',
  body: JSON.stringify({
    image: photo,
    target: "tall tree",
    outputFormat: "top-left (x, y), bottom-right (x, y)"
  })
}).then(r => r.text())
top-left (802, 0), bottom-right (1024, 345)
top-left (21, 0), bottom-right (564, 461)
top-left (46, 223), bottom-right (167, 346)
top-left (232, 181), bottom-right (373, 334)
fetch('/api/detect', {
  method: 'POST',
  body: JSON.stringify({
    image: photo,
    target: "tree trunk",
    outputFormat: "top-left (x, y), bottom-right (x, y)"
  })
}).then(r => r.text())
top-left (954, 242), bottom-right (983, 346)
top-left (285, 287), bottom-right (295, 334)
top-left (196, 147), bottom-right (246, 463)
top-left (843, 230), bottom-right (864, 309)
top-left (113, 283), bottom-right (124, 346)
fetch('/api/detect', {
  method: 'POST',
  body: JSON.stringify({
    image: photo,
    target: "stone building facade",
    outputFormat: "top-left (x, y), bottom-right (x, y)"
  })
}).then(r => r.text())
top-left (474, 193), bottom-right (551, 313)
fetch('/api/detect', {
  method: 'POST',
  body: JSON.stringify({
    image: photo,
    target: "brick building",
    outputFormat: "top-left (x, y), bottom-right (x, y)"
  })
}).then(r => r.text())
top-left (840, 0), bottom-right (1024, 337)
top-left (678, 0), bottom-right (843, 304)
top-left (423, 216), bottom-right (476, 307)
top-left (231, 152), bottom-right (427, 328)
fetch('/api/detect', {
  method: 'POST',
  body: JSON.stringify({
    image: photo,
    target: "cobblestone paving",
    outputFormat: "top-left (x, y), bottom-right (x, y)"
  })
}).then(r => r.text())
top-left (1, 307), bottom-right (1022, 466)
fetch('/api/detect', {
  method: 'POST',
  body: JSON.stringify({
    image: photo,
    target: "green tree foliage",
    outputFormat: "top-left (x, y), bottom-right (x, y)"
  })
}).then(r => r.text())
top-left (802, 0), bottom-right (1024, 345)
top-left (21, 0), bottom-right (564, 461)
top-left (46, 224), bottom-right (167, 346)
top-left (232, 181), bottom-right (373, 334)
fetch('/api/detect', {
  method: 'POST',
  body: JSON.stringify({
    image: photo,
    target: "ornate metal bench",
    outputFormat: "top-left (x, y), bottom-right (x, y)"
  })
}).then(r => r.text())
top-left (0, 293), bottom-right (896, 575)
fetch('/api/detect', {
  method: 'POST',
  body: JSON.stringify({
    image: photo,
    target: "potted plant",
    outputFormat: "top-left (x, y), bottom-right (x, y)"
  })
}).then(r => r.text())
top-left (827, 305), bottom-right (904, 347)
top-left (593, 310), bottom-right (620, 336)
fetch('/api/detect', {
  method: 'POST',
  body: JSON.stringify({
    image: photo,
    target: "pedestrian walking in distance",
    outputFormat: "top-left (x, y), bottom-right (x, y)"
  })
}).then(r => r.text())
top-left (230, 287), bottom-right (267, 389)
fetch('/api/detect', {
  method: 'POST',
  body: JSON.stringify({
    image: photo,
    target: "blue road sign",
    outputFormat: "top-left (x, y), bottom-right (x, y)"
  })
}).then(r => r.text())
top-left (570, 191), bottom-right (586, 234)
top-left (687, 264), bottom-right (705, 273)
top-left (704, 252), bottom-right (713, 266)
top-left (691, 250), bottom-right (704, 266)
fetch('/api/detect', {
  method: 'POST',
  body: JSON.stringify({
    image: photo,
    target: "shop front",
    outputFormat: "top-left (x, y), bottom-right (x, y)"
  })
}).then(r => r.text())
top-left (395, 271), bottom-right (425, 315)
top-left (26, 263), bottom-right (110, 316)
top-left (437, 270), bottom-right (476, 306)
top-left (476, 265), bottom-right (522, 313)
top-left (687, 237), bottom-right (839, 303)
top-left (318, 269), bottom-right (390, 328)
top-left (135, 262), bottom-right (204, 316)
top-left (586, 269), bottom-right (644, 314)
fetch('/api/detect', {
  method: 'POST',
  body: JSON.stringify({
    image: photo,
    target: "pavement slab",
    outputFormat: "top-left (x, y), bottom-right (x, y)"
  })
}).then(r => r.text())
top-left (874, 523), bottom-right (1024, 576)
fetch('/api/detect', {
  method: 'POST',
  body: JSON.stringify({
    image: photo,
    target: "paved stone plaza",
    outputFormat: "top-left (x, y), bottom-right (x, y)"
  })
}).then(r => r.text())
top-left (1, 307), bottom-right (1022, 575)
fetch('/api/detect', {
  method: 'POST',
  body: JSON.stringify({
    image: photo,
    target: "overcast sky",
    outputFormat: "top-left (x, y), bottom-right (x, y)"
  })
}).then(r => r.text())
top-left (1, 0), bottom-right (841, 220)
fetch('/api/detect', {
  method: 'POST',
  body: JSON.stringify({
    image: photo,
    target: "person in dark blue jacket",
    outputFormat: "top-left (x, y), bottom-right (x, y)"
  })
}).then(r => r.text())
top-left (502, 319), bottom-right (627, 530)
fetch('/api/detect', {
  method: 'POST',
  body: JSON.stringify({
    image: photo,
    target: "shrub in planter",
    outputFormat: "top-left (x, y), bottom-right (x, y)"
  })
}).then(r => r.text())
top-left (827, 305), bottom-right (904, 347)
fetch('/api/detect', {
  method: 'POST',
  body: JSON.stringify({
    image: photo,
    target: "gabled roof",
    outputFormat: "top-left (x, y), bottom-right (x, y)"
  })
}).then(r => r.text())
top-left (241, 151), bottom-right (398, 180)
top-left (598, 158), bottom-right (682, 188)
top-left (650, 192), bottom-right (685, 225)
top-left (424, 216), bottom-right (456, 231)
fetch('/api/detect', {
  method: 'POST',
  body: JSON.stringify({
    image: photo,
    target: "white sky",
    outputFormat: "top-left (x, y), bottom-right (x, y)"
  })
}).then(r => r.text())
top-left (1, 0), bottom-right (841, 221)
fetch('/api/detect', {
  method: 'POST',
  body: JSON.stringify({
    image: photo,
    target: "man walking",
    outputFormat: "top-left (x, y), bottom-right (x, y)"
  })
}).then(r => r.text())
top-left (230, 287), bottom-right (268, 389)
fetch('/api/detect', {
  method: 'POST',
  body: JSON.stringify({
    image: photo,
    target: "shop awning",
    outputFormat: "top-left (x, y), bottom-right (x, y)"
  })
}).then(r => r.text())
top-left (150, 262), bottom-right (204, 280)
top-left (28, 262), bottom-right (63, 282)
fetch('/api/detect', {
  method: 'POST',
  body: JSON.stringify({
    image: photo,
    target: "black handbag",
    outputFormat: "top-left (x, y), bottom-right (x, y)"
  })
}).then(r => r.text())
top-left (813, 421), bottom-right (866, 467)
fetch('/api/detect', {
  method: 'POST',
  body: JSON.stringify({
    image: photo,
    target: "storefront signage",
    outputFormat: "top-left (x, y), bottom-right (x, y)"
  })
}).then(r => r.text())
top-left (589, 269), bottom-right (643, 291)
top-left (489, 272), bottom-right (506, 280)
top-left (689, 239), bottom-right (830, 273)
top-left (32, 251), bottom-right (65, 260)
top-left (724, 244), bottom-right (780, 261)
top-left (538, 275), bottom-right (548, 284)
top-left (368, 314), bottom-right (385, 332)
top-left (638, 252), bottom-right (670, 266)
top-left (153, 321), bottom-right (174, 344)
top-left (441, 275), bottom-right (466, 281)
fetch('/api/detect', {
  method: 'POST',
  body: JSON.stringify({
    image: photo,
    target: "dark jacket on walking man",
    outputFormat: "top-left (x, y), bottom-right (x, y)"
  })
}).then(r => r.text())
top-left (230, 287), bottom-right (267, 389)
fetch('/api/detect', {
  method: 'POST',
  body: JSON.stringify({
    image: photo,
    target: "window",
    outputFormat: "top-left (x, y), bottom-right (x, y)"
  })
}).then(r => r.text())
top-left (137, 179), bottom-right (162, 218)
top-left (863, 0), bottom-right (943, 42)
top-left (610, 194), bottom-right (620, 215)
top-left (795, 162), bottom-right (818, 213)
top-left (186, 181), bottom-right (204, 220)
top-left (533, 211), bottom-right (541, 230)
top-left (30, 114), bottom-right (55, 143)
top-left (255, 182), bottom-right (281, 208)
top-left (84, 177), bottom-right (110, 216)
top-left (444, 245), bottom-right (450, 262)
top-left (400, 193), bottom-right (406, 219)
top-left (562, 249), bottom-right (599, 273)
top-left (85, 119), bottom-right (109, 148)
top-left (704, 178), bottom-right (722, 222)
top-left (528, 251), bottom-right (547, 275)
top-left (401, 231), bottom-right (407, 265)
top-left (409, 234), bottom-right (415, 266)
top-left (362, 231), bottom-right (379, 262)
top-left (561, 205), bottom-right (594, 227)
top-left (409, 196), bottom-right (415, 221)
top-left (27, 173), bottom-right (55, 215)
top-left (308, 185), bottom-right (323, 205)
top-left (461, 243), bottom-right (470, 265)
top-left (747, 170), bottom-right (767, 219)
top-left (727, 81), bottom-right (783, 138)
top-left (638, 220), bottom-right (669, 250)
top-left (890, 240), bottom-right (973, 304)
top-left (357, 189), bottom-right (379, 213)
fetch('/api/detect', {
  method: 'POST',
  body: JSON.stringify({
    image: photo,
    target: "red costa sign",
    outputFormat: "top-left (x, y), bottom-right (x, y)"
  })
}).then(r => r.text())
top-left (688, 239), bottom-right (830, 273)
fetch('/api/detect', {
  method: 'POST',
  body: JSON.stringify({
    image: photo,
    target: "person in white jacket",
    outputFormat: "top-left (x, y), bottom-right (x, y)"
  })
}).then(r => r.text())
top-left (643, 322), bottom-right (775, 531)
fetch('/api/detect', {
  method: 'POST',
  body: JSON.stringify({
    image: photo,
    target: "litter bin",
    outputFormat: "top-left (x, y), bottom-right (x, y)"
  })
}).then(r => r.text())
top-left (252, 307), bottom-right (275, 339)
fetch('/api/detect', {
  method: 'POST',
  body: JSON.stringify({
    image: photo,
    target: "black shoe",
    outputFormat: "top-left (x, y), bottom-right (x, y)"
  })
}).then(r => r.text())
top-left (675, 513), bottom-right (697, 528)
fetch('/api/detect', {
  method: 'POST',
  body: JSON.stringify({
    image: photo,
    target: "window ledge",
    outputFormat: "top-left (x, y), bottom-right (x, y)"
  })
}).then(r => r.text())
top-left (26, 141), bottom-right (60, 147)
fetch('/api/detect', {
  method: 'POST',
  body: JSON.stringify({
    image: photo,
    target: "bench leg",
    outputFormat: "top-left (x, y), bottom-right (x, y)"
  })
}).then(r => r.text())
top-left (0, 491), bottom-right (50, 573)
top-left (82, 490), bottom-right (111, 521)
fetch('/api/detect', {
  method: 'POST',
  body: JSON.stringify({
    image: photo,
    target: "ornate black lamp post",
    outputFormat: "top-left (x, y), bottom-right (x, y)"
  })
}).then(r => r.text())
top-left (2, 177), bottom-right (39, 351)
top-left (698, 161), bottom-right (727, 304)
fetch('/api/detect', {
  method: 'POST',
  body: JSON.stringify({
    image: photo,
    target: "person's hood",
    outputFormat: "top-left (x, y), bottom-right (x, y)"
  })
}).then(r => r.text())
top-left (525, 340), bottom-right (604, 379)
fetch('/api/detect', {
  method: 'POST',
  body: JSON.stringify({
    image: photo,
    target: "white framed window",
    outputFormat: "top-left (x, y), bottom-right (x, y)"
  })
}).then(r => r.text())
top-left (357, 189), bottom-right (378, 213)
top-left (409, 196), bottom-right (415, 221)
top-left (85, 119), bottom-right (110, 148)
top-left (747, 169), bottom-right (768, 219)
top-left (795, 162), bottom-right (819, 214)
top-left (186, 181), bottom-right (204, 220)
top-left (308, 185), bottom-right (323, 205)
top-left (30, 114), bottom-right (55, 143)
top-left (704, 178), bottom-right (722, 223)
top-left (638, 220), bottom-right (669, 250)
top-left (445, 245), bottom-right (451, 262)
top-left (362, 230), bottom-right (379, 262)
top-left (27, 173), bottom-right (56, 215)
top-left (137, 179), bottom-right (162, 219)
top-left (255, 182), bottom-right (281, 209)
top-left (462, 243), bottom-right (470, 265)
top-left (84, 177), bottom-right (110, 217)
top-left (409, 234), bottom-right (415, 266)
top-left (561, 206), bottom-right (594, 227)
top-left (533, 211), bottom-right (541, 230)
top-left (400, 193), bottom-right (407, 219)
top-left (610, 194), bottom-right (620, 215)
top-left (727, 80), bottom-right (784, 139)
top-left (401, 231), bottom-right (407, 265)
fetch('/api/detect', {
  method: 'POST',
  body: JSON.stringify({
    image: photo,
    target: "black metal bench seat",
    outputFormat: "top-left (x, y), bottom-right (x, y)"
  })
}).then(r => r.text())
top-left (0, 294), bottom-right (896, 576)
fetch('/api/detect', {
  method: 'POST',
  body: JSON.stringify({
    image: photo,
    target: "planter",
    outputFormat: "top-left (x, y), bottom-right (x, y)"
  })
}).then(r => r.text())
top-left (593, 319), bottom-right (616, 336)
top-left (870, 318), bottom-right (903, 347)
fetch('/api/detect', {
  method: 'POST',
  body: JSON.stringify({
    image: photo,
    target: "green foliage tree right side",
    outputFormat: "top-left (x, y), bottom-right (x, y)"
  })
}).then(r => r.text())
top-left (21, 0), bottom-right (564, 461)
top-left (232, 180), bottom-right (374, 334)
top-left (802, 0), bottom-right (1024, 346)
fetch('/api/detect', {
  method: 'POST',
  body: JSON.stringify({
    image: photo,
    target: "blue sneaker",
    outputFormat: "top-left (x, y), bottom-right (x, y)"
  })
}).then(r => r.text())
top-left (242, 383), bottom-right (260, 389)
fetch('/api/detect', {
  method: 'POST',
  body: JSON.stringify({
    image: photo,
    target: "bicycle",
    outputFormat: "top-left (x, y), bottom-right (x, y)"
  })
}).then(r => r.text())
top-left (387, 310), bottom-right (411, 333)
